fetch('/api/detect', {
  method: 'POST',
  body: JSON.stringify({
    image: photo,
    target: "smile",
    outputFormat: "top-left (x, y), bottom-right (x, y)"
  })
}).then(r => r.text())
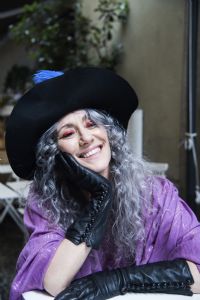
top-left (79, 146), bottom-right (102, 158)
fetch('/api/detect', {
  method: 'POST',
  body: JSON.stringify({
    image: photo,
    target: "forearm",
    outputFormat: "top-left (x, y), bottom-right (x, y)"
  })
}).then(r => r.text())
top-left (187, 261), bottom-right (200, 293)
top-left (44, 239), bottom-right (91, 296)
top-left (55, 259), bottom-right (195, 300)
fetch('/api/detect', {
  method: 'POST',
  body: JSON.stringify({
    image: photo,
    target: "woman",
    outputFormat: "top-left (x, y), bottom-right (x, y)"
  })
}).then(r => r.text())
top-left (5, 67), bottom-right (200, 300)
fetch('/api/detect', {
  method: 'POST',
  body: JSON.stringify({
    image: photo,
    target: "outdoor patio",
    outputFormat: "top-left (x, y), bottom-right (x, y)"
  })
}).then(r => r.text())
top-left (0, 1), bottom-right (200, 300)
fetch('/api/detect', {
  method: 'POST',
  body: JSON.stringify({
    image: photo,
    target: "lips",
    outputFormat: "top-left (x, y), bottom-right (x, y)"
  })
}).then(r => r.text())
top-left (78, 145), bottom-right (102, 158)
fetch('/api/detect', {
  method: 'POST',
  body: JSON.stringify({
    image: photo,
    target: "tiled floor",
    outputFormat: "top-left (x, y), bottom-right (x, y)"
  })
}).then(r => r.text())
top-left (0, 215), bottom-right (24, 300)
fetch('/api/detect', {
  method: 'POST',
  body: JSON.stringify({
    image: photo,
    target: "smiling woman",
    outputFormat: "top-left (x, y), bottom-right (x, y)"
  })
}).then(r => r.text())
top-left (5, 67), bottom-right (200, 300)
top-left (57, 110), bottom-right (111, 178)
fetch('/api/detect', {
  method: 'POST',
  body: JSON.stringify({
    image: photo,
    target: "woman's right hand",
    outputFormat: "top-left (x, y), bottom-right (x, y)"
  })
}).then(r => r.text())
top-left (56, 152), bottom-right (112, 249)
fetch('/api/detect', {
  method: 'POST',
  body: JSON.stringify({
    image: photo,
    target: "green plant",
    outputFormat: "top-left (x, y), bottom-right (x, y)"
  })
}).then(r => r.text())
top-left (9, 0), bottom-right (129, 70)
top-left (1, 65), bottom-right (32, 107)
top-left (4, 65), bottom-right (32, 93)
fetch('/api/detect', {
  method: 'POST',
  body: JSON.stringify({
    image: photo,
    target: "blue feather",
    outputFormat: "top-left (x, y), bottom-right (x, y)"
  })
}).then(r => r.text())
top-left (33, 70), bottom-right (64, 84)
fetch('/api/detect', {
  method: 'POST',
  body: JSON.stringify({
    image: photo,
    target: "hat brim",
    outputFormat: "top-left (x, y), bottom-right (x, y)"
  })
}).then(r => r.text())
top-left (5, 67), bottom-right (138, 179)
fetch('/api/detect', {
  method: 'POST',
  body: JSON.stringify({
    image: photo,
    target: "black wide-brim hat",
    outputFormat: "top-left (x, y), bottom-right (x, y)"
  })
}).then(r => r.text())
top-left (5, 67), bottom-right (138, 179)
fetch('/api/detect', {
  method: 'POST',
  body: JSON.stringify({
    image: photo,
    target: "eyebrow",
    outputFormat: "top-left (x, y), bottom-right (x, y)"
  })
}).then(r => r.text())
top-left (57, 113), bottom-right (88, 133)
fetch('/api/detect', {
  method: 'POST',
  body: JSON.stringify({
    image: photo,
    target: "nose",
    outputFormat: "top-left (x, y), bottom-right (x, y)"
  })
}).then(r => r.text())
top-left (79, 129), bottom-right (94, 146)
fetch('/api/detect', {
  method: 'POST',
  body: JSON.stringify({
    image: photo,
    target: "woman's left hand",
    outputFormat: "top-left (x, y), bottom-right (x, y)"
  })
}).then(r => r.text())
top-left (54, 269), bottom-right (121, 300)
top-left (56, 152), bottom-right (113, 250)
top-left (54, 276), bottom-right (101, 300)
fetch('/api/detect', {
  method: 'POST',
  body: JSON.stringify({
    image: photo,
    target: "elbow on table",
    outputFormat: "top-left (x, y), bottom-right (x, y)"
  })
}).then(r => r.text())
top-left (43, 273), bottom-right (71, 297)
top-left (187, 261), bottom-right (200, 294)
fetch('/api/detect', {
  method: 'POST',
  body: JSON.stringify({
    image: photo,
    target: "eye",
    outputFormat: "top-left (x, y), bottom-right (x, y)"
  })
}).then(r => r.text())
top-left (85, 119), bottom-right (96, 128)
top-left (60, 130), bottom-right (75, 139)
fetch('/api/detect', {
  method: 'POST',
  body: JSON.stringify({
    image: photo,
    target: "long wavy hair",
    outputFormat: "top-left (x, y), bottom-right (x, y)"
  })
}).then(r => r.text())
top-left (32, 109), bottom-right (153, 266)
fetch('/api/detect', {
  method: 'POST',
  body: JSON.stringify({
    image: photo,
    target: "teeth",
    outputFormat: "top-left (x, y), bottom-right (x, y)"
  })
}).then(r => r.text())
top-left (81, 147), bottom-right (101, 158)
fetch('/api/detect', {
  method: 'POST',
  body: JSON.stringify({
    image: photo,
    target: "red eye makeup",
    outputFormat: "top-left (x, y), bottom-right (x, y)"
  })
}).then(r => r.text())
top-left (60, 129), bottom-right (75, 138)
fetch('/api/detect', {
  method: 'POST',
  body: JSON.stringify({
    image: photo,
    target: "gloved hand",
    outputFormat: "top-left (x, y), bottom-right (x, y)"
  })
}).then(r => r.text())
top-left (57, 152), bottom-right (112, 249)
top-left (55, 259), bottom-right (194, 300)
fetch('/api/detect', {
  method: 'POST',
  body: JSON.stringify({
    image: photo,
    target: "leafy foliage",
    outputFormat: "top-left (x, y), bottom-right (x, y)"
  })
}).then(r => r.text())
top-left (9, 0), bottom-right (129, 70)
top-left (4, 65), bottom-right (31, 93)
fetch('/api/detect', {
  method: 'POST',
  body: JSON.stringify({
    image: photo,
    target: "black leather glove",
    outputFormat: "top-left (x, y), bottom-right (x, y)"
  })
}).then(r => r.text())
top-left (55, 259), bottom-right (194, 300)
top-left (57, 152), bottom-right (112, 249)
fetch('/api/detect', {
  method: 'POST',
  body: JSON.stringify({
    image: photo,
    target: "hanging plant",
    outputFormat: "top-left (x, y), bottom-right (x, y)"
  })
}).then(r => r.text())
top-left (9, 0), bottom-right (129, 70)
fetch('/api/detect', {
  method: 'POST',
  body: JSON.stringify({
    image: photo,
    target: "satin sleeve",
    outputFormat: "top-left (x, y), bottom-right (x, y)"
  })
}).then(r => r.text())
top-left (135, 177), bottom-right (200, 272)
top-left (10, 191), bottom-right (65, 300)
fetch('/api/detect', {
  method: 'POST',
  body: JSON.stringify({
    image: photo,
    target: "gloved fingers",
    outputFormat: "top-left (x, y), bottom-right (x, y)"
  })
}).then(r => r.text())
top-left (55, 278), bottom-right (95, 300)
top-left (56, 151), bottom-right (111, 191)
top-left (55, 151), bottom-right (78, 177)
top-left (58, 151), bottom-right (94, 178)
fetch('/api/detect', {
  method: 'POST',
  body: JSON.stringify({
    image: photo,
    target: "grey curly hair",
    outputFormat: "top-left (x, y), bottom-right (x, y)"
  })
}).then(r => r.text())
top-left (32, 109), bottom-right (153, 266)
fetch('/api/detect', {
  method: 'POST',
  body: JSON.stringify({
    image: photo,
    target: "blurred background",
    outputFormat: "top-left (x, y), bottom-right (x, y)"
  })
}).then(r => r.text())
top-left (0, 0), bottom-right (200, 299)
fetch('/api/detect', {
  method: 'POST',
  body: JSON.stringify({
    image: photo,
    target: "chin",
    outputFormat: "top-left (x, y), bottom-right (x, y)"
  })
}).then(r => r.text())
top-left (83, 162), bottom-right (109, 176)
top-left (91, 166), bottom-right (109, 178)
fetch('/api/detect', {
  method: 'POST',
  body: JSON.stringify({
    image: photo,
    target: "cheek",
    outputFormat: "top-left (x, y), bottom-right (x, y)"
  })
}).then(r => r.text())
top-left (57, 140), bottom-right (77, 155)
top-left (102, 134), bottom-right (111, 162)
top-left (106, 144), bottom-right (112, 163)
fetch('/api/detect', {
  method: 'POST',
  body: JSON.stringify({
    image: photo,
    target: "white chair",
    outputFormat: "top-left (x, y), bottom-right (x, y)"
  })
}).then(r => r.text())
top-left (147, 162), bottom-right (169, 177)
top-left (0, 164), bottom-right (13, 174)
top-left (0, 182), bottom-right (26, 233)
top-left (0, 163), bottom-right (20, 182)
top-left (6, 180), bottom-right (31, 217)
top-left (6, 180), bottom-right (30, 200)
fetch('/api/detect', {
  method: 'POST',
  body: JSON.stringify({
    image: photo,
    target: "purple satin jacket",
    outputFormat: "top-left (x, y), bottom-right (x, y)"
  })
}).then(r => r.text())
top-left (10, 177), bottom-right (200, 300)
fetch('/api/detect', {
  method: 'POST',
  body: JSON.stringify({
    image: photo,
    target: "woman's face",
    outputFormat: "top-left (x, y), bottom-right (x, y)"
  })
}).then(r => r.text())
top-left (57, 110), bottom-right (111, 178)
